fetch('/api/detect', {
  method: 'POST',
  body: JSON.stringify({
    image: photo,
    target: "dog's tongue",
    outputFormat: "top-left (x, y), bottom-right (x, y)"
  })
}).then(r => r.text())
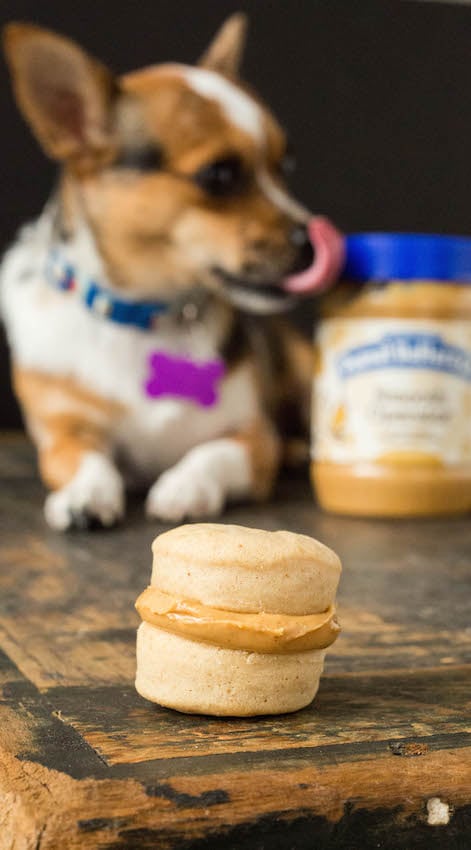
top-left (283, 216), bottom-right (345, 294)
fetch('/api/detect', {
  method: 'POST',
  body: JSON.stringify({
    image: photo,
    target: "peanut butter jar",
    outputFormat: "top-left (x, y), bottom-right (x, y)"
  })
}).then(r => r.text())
top-left (311, 233), bottom-right (471, 517)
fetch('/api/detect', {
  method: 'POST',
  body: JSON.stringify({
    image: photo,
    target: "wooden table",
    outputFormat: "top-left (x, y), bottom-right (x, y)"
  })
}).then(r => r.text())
top-left (0, 435), bottom-right (470, 849)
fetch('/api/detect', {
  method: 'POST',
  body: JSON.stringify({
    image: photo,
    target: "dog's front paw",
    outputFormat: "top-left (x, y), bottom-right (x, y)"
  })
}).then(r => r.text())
top-left (146, 439), bottom-right (252, 523)
top-left (146, 467), bottom-right (224, 522)
top-left (44, 452), bottom-right (125, 531)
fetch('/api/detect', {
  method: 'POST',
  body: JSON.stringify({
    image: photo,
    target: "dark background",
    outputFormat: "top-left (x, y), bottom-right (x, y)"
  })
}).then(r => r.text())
top-left (1, 0), bottom-right (471, 428)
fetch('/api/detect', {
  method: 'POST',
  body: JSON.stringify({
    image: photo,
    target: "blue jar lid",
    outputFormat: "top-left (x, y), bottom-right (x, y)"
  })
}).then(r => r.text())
top-left (344, 233), bottom-right (471, 283)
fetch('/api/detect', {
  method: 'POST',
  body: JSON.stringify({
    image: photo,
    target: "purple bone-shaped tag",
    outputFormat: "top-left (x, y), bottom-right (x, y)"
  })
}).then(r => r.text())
top-left (144, 351), bottom-right (225, 407)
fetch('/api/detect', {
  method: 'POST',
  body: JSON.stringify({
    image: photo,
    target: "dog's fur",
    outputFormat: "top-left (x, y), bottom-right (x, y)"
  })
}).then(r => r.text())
top-left (1, 15), bottom-right (318, 530)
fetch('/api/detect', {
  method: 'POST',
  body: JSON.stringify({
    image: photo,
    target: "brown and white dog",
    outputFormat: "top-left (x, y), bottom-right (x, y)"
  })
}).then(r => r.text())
top-left (1, 15), bottom-right (344, 530)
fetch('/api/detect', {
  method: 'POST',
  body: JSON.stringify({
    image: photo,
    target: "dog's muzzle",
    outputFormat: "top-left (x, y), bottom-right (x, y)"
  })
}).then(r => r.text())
top-left (213, 216), bottom-right (345, 314)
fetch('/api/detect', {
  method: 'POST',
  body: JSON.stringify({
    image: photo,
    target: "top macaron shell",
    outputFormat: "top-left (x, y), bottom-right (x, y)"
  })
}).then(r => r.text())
top-left (151, 523), bottom-right (341, 616)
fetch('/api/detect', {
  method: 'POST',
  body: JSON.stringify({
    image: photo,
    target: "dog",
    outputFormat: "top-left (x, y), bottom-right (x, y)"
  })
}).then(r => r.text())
top-left (1, 14), bottom-right (344, 530)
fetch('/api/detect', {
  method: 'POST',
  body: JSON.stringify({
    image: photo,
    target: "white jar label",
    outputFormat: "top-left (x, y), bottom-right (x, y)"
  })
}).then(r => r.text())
top-left (312, 318), bottom-right (471, 465)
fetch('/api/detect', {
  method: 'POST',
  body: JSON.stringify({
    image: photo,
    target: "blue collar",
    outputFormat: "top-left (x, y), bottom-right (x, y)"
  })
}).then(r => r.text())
top-left (46, 253), bottom-right (171, 331)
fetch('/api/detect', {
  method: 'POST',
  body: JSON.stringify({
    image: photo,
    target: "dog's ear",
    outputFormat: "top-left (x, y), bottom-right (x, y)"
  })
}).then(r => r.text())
top-left (3, 23), bottom-right (116, 164)
top-left (199, 13), bottom-right (248, 77)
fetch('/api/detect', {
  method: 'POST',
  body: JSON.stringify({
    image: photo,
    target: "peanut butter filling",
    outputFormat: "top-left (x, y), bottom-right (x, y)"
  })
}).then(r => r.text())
top-left (135, 586), bottom-right (340, 653)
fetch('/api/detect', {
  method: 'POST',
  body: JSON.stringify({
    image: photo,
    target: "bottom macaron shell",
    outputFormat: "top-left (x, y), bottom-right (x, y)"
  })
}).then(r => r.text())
top-left (135, 623), bottom-right (326, 716)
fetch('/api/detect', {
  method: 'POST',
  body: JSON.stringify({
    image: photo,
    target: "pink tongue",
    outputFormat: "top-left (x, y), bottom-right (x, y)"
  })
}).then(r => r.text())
top-left (283, 216), bottom-right (345, 294)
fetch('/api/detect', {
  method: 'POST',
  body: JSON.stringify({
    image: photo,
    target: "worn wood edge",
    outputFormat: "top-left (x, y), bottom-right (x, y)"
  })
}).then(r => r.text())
top-left (108, 731), bottom-right (471, 781)
top-left (3, 640), bottom-right (471, 778)
top-left (4, 651), bottom-right (471, 783)
top-left (38, 663), bottom-right (471, 769)
top-left (1, 745), bottom-right (470, 850)
top-left (102, 805), bottom-right (471, 850)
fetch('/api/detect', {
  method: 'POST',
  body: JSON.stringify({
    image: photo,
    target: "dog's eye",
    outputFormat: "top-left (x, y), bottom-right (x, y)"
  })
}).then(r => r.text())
top-left (114, 144), bottom-right (162, 172)
top-left (194, 156), bottom-right (246, 198)
top-left (279, 144), bottom-right (296, 180)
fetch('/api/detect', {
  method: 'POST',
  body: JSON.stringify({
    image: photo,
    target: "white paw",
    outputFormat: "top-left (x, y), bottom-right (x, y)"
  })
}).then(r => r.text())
top-left (145, 439), bottom-right (251, 523)
top-left (146, 467), bottom-right (224, 522)
top-left (44, 452), bottom-right (125, 531)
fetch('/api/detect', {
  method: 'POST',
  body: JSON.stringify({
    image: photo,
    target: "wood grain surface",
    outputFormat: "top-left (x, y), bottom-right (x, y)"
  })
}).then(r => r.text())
top-left (0, 435), bottom-right (470, 849)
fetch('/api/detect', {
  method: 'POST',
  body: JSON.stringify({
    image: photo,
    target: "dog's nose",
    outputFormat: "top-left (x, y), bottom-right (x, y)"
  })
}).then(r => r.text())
top-left (289, 224), bottom-right (315, 274)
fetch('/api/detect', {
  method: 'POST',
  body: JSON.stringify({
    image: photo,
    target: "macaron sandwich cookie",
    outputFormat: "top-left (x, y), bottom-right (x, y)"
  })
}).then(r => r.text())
top-left (135, 523), bottom-right (341, 716)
